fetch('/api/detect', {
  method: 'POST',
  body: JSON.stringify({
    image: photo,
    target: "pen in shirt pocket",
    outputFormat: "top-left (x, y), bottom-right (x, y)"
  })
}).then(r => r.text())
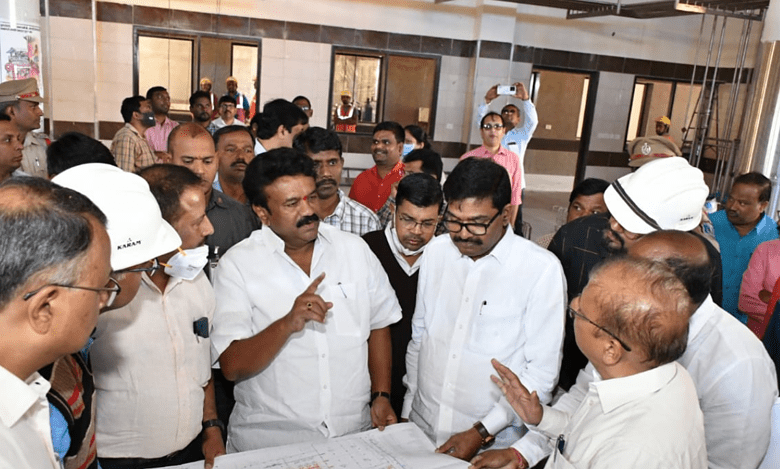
top-left (337, 282), bottom-right (347, 298)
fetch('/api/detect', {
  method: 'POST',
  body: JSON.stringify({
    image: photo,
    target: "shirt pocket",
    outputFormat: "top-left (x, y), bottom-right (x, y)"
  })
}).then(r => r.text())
top-left (322, 283), bottom-right (362, 338)
top-left (467, 304), bottom-right (521, 355)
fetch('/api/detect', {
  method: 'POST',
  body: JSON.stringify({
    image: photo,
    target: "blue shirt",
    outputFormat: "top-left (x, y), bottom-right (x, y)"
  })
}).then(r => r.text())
top-left (711, 210), bottom-right (779, 322)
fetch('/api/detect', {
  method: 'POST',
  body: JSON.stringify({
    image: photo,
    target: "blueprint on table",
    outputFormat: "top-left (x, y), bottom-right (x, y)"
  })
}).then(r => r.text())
top-left (164, 422), bottom-right (469, 469)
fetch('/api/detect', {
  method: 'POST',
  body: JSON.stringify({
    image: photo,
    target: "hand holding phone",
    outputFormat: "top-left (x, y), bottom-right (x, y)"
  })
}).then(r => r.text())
top-left (497, 85), bottom-right (517, 95)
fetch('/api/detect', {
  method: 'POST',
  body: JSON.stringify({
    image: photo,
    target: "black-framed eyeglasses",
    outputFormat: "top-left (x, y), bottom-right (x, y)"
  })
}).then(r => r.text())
top-left (567, 306), bottom-right (632, 352)
top-left (481, 123), bottom-right (504, 130)
top-left (442, 211), bottom-right (501, 236)
top-left (23, 277), bottom-right (122, 309)
top-left (119, 259), bottom-right (160, 277)
top-left (398, 214), bottom-right (438, 232)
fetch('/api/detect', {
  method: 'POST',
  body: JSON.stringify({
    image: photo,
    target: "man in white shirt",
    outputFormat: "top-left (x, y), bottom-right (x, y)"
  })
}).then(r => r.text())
top-left (403, 157), bottom-right (566, 461)
top-left (210, 147), bottom-right (401, 452)
top-left (479, 256), bottom-right (706, 469)
top-left (212, 96), bottom-right (244, 130)
top-left (92, 165), bottom-right (225, 469)
top-left (294, 126), bottom-right (379, 236)
top-left (475, 230), bottom-right (778, 469)
top-left (0, 177), bottom-right (113, 469)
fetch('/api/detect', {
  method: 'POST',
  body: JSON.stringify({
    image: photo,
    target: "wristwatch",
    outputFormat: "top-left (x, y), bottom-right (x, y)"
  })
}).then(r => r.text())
top-left (202, 419), bottom-right (225, 439)
top-left (473, 421), bottom-right (495, 448)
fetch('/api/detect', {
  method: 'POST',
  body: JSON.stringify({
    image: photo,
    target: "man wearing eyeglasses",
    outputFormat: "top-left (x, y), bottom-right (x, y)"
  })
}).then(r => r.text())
top-left (91, 165), bottom-right (226, 469)
top-left (295, 126), bottom-right (379, 236)
top-left (363, 173), bottom-right (443, 417)
top-left (49, 163), bottom-right (182, 469)
top-left (402, 157), bottom-right (565, 461)
top-left (212, 96), bottom-right (244, 130)
top-left (0, 177), bottom-right (112, 469)
top-left (461, 112), bottom-right (523, 227)
top-left (475, 256), bottom-right (706, 469)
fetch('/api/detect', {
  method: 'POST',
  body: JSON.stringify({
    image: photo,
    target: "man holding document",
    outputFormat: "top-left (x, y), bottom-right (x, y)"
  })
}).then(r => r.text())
top-left (210, 148), bottom-right (401, 452)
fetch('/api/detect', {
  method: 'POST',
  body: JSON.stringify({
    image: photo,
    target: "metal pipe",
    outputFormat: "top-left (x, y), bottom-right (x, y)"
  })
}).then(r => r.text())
top-left (43, 0), bottom-right (53, 138)
top-left (692, 16), bottom-right (719, 167)
top-left (91, 0), bottom-right (99, 139)
top-left (682, 14), bottom-right (707, 142)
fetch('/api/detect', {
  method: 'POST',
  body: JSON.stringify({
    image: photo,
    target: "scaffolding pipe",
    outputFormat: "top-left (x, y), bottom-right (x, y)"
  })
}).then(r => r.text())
top-left (691, 16), bottom-right (719, 167)
top-left (682, 14), bottom-right (708, 138)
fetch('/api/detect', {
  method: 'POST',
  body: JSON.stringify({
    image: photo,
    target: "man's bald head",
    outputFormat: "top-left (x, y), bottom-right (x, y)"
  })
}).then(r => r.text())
top-left (167, 123), bottom-right (214, 156)
top-left (167, 123), bottom-right (217, 196)
top-left (628, 230), bottom-right (713, 308)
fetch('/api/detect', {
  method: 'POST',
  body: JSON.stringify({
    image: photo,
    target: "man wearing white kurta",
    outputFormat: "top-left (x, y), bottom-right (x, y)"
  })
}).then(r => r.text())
top-left (210, 148), bottom-right (401, 452)
top-left (402, 157), bottom-right (566, 461)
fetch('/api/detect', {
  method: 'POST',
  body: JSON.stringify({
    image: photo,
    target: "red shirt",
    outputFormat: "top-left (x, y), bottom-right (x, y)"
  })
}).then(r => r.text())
top-left (349, 161), bottom-right (405, 212)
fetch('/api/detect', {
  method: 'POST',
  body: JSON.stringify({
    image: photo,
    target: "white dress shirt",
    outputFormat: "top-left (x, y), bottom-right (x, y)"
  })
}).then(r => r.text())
top-left (0, 367), bottom-right (59, 469)
top-left (91, 272), bottom-right (215, 458)
top-left (536, 362), bottom-right (707, 469)
top-left (210, 224), bottom-right (401, 452)
top-left (403, 228), bottom-right (566, 446)
top-left (514, 295), bottom-right (779, 468)
top-left (384, 224), bottom-right (423, 276)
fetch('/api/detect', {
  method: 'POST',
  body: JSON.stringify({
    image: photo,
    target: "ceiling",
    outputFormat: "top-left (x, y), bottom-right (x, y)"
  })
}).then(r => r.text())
top-left (435, 1), bottom-right (769, 20)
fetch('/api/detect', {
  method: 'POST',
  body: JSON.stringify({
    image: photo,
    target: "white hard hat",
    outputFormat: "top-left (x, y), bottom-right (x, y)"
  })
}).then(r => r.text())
top-left (604, 157), bottom-right (709, 235)
top-left (52, 163), bottom-right (181, 270)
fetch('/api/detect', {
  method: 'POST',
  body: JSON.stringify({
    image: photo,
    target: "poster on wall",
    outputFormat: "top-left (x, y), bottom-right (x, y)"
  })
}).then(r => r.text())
top-left (0, 21), bottom-right (43, 93)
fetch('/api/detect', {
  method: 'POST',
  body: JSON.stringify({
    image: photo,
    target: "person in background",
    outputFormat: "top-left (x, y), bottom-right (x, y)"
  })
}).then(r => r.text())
top-left (110, 96), bottom-right (156, 173)
top-left (200, 77), bottom-right (219, 119)
top-left (655, 115), bottom-right (675, 143)
top-left (403, 125), bottom-right (431, 156)
top-left (224, 77), bottom-right (250, 123)
top-left (711, 172), bottom-right (778, 323)
top-left (0, 113), bottom-right (24, 184)
top-left (212, 96), bottom-right (243, 131)
top-left (189, 91), bottom-right (218, 135)
top-left (144, 86), bottom-right (179, 154)
top-left (293, 95), bottom-right (314, 119)
top-left (0, 78), bottom-right (49, 178)
top-left (249, 99), bottom-right (308, 155)
top-left (333, 90), bottom-right (358, 133)
top-left (294, 126), bottom-right (379, 236)
top-left (739, 238), bottom-right (780, 338)
top-left (349, 121), bottom-right (406, 212)
top-left (47, 132), bottom-right (116, 178)
top-left (535, 178), bottom-right (609, 248)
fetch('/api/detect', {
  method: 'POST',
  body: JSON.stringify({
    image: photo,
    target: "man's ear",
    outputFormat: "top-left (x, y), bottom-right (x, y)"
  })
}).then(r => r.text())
top-left (501, 205), bottom-right (512, 227)
top-left (601, 338), bottom-right (624, 367)
top-left (276, 124), bottom-right (287, 139)
top-left (25, 286), bottom-right (58, 336)
top-left (253, 205), bottom-right (270, 226)
top-left (759, 200), bottom-right (769, 214)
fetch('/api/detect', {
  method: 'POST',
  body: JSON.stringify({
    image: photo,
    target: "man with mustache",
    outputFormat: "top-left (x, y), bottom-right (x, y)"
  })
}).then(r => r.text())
top-left (294, 126), bottom-right (379, 235)
top-left (363, 173), bottom-right (443, 417)
top-left (403, 157), bottom-right (566, 461)
top-left (168, 123), bottom-right (257, 262)
top-left (212, 126), bottom-right (255, 205)
top-left (548, 157), bottom-right (718, 391)
top-left (710, 172), bottom-right (778, 322)
top-left (189, 91), bottom-right (218, 135)
top-left (210, 147), bottom-right (401, 450)
top-left (91, 164), bottom-right (225, 469)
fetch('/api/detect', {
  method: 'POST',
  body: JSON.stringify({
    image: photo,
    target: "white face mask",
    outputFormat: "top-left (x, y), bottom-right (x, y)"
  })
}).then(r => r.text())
top-left (402, 143), bottom-right (415, 157)
top-left (163, 245), bottom-right (209, 280)
top-left (389, 225), bottom-right (426, 256)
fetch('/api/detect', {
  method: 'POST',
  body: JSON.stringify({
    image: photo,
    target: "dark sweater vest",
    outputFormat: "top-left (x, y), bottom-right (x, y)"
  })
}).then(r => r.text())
top-left (363, 230), bottom-right (420, 417)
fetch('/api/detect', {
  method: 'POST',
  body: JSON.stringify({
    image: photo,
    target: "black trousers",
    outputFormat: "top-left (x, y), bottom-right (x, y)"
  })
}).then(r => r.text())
top-left (98, 432), bottom-right (203, 469)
